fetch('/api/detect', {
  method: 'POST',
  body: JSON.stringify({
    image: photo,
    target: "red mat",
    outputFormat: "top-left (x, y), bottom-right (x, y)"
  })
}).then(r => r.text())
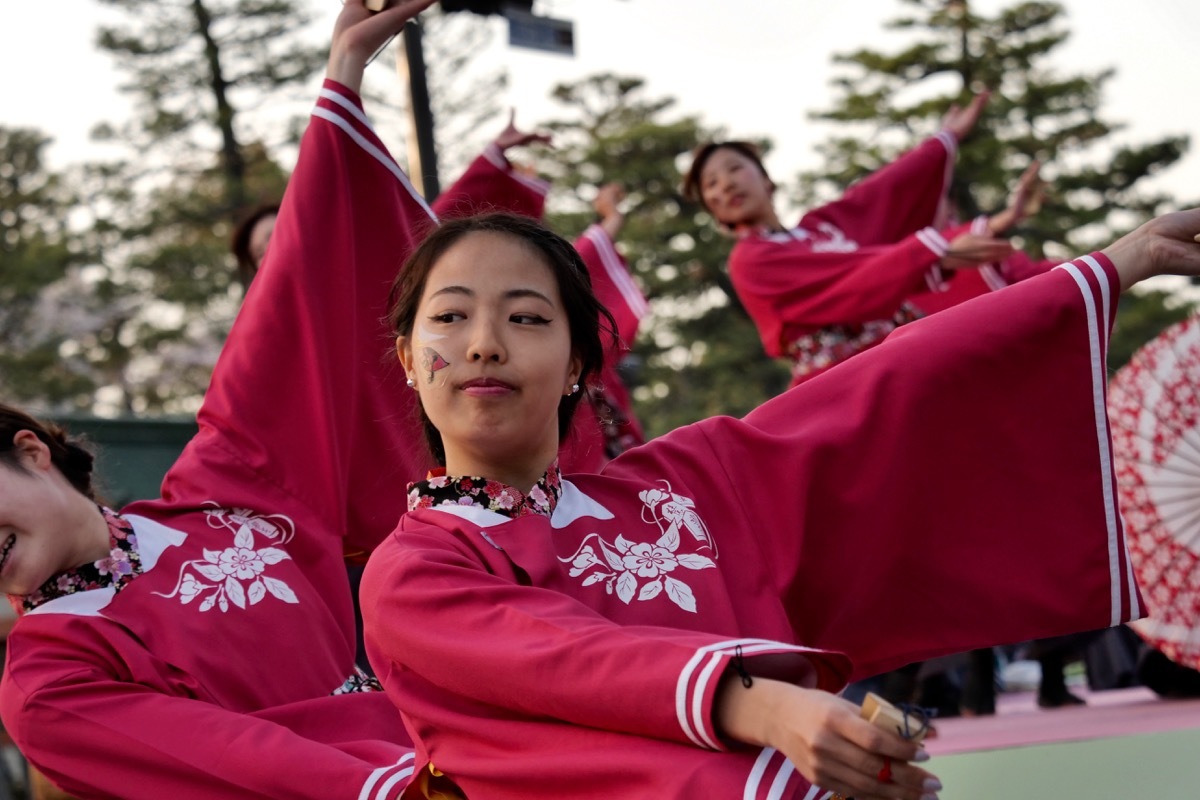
top-left (924, 687), bottom-right (1200, 755)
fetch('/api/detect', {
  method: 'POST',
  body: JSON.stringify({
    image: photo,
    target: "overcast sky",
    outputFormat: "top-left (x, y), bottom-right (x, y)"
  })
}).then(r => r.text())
top-left (4, 1), bottom-right (1199, 205)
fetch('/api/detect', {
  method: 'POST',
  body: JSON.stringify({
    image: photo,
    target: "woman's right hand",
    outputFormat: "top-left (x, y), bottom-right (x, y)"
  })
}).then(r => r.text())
top-left (1102, 207), bottom-right (1200, 291)
top-left (939, 232), bottom-right (1015, 270)
top-left (716, 677), bottom-right (940, 800)
top-left (326, 0), bottom-right (437, 94)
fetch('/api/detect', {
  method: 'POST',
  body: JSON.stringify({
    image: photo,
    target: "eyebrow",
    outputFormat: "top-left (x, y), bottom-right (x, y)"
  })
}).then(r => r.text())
top-left (428, 285), bottom-right (556, 306)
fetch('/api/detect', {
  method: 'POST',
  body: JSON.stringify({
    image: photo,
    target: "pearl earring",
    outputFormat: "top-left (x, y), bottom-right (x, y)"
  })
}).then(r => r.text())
top-left (406, 378), bottom-right (415, 388)
top-left (571, 383), bottom-right (580, 394)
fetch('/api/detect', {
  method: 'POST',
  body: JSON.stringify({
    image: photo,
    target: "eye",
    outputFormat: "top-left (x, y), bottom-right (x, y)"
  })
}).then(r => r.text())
top-left (428, 312), bottom-right (464, 324)
top-left (511, 313), bottom-right (550, 325)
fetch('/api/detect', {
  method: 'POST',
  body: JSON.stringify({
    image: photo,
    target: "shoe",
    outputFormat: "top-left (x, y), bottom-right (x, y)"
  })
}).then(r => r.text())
top-left (1036, 689), bottom-right (1086, 709)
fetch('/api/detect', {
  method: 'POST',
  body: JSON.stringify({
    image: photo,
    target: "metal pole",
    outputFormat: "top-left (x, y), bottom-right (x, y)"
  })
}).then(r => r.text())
top-left (402, 20), bottom-right (440, 201)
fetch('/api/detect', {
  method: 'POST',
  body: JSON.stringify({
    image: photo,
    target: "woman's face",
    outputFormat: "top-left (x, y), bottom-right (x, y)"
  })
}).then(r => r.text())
top-left (0, 434), bottom-right (91, 596)
top-left (249, 213), bottom-right (277, 269)
top-left (397, 231), bottom-right (581, 477)
top-left (698, 147), bottom-right (775, 230)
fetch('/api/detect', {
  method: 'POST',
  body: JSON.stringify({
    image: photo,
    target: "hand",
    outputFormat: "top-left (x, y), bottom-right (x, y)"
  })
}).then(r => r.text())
top-left (326, 0), bottom-right (437, 94)
top-left (717, 678), bottom-right (940, 800)
top-left (988, 161), bottom-right (1043, 235)
top-left (494, 109), bottom-right (553, 152)
top-left (1102, 208), bottom-right (1200, 291)
top-left (593, 182), bottom-right (626, 239)
top-left (940, 232), bottom-right (1015, 270)
top-left (941, 90), bottom-right (991, 142)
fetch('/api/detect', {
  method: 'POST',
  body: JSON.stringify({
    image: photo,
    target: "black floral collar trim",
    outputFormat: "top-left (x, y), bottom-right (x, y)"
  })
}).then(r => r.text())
top-left (19, 506), bottom-right (143, 614)
top-left (407, 462), bottom-right (563, 519)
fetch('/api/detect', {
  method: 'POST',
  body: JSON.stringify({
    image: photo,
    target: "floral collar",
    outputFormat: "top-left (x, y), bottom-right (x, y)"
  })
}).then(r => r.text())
top-left (18, 506), bottom-right (143, 614)
top-left (407, 462), bottom-right (562, 519)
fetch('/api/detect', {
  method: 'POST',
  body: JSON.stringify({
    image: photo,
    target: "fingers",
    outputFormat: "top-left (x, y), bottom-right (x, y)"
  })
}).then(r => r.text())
top-left (806, 718), bottom-right (939, 800)
top-left (328, 0), bottom-right (436, 89)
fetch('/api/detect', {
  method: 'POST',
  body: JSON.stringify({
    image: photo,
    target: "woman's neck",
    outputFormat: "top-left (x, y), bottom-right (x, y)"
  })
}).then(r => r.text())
top-left (62, 491), bottom-right (113, 572)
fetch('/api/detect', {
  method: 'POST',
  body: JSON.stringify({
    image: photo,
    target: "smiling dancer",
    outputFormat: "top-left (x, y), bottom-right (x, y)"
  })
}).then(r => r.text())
top-left (0, 3), bottom-right (441, 797)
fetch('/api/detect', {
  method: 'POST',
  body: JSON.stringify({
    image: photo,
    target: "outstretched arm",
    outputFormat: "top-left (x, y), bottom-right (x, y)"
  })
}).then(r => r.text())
top-left (5, 652), bottom-right (415, 800)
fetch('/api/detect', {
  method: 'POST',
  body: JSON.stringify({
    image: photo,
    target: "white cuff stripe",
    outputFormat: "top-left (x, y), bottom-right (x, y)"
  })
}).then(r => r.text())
top-left (678, 639), bottom-right (827, 750)
top-left (311, 107), bottom-right (435, 222)
top-left (374, 765), bottom-right (417, 800)
top-left (915, 227), bottom-right (949, 257)
top-left (512, 171), bottom-right (551, 196)
top-left (924, 264), bottom-right (948, 292)
top-left (1079, 254), bottom-right (1139, 621)
top-left (358, 753), bottom-right (416, 800)
top-left (481, 144), bottom-right (552, 196)
top-left (482, 142), bottom-right (507, 170)
top-left (744, 748), bottom-right (776, 800)
top-left (980, 264), bottom-right (1008, 291)
top-left (585, 226), bottom-right (649, 318)
top-left (767, 758), bottom-right (798, 799)
top-left (1055, 260), bottom-right (1123, 625)
top-left (319, 88), bottom-right (373, 130)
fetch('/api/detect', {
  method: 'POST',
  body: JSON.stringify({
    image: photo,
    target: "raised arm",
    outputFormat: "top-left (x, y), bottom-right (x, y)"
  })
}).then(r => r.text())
top-left (432, 110), bottom-right (552, 221)
top-left (573, 184), bottom-right (648, 351)
top-left (167, 0), bottom-right (439, 557)
top-left (800, 92), bottom-right (995, 250)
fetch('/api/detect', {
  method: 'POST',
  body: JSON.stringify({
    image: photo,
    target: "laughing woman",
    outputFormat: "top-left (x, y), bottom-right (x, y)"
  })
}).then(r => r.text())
top-left (0, 3), bottom-right (440, 798)
top-left (361, 205), bottom-right (1200, 800)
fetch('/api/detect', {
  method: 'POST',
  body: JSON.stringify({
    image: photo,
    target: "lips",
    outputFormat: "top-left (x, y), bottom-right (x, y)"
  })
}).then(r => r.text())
top-left (460, 377), bottom-right (516, 397)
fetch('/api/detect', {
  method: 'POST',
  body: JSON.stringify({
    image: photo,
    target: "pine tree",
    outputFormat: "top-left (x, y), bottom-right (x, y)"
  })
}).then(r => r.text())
top-left (796, 0), bottom-right (1195, 373)
top-left (0, 127), bottom-right (97, 406)
top-left (797, 0), bottom-right (1188, 259)
top-left (535, 75), bottom-right (789, 437)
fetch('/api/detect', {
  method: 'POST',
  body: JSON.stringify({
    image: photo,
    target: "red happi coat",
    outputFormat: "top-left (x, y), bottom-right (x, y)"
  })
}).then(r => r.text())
top-left (569, 224), bottom-right (649, 462)
top-left (0, 81), bottom-right (431, 800)
top-left (362, 253), bottom-right (1142, 799)
top-left (432, 142), bottom-right (552, 222)
top-left (729, 132), bottom-right (1054, 385)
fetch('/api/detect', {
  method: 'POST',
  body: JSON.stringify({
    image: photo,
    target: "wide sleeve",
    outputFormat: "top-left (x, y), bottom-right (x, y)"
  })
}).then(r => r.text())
top-left (729, 221), bottom-right (971, 357)
top-left (1, 624), bottom-right (416, 800)
top-left (800, 132), bottom-right (957, 246)
top-left (361, 525), bottom-right (847, 754)
top-left (573, 224), bottom-right (648, 351)
top-left (697, 253), bottom-right (1141, 678)
top-left (161, 80), bottom-right (435, 557)
top-left (431, 143), bottom-right (549, 221)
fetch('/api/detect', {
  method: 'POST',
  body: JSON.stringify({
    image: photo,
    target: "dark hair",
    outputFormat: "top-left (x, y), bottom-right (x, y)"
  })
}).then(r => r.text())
top-left (0, 404), bottom-right (98, 501)
top-left (388, 212), bottom-right (618, 465)
top-left (231, 203), bottom-right (281, 286)
top-left (681, 140), bottom-right (772, 215)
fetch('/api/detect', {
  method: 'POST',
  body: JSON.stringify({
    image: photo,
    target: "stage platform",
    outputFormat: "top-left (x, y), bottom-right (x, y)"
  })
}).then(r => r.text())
top-left (924, 687), bottom-right (1200, 797)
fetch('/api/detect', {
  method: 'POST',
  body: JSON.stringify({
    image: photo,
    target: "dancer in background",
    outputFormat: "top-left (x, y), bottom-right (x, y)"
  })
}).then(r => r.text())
top-left (683, 91), bottom-right (1053, 386)
top-left (0, 3), bottom-right (439, 797)
top-left (362, 193), bottom-right (1200, 797)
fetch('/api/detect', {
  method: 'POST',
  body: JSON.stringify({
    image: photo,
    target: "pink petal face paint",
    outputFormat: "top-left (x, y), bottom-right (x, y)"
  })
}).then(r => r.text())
top-left (421, 348), bottom-right (449, 384)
